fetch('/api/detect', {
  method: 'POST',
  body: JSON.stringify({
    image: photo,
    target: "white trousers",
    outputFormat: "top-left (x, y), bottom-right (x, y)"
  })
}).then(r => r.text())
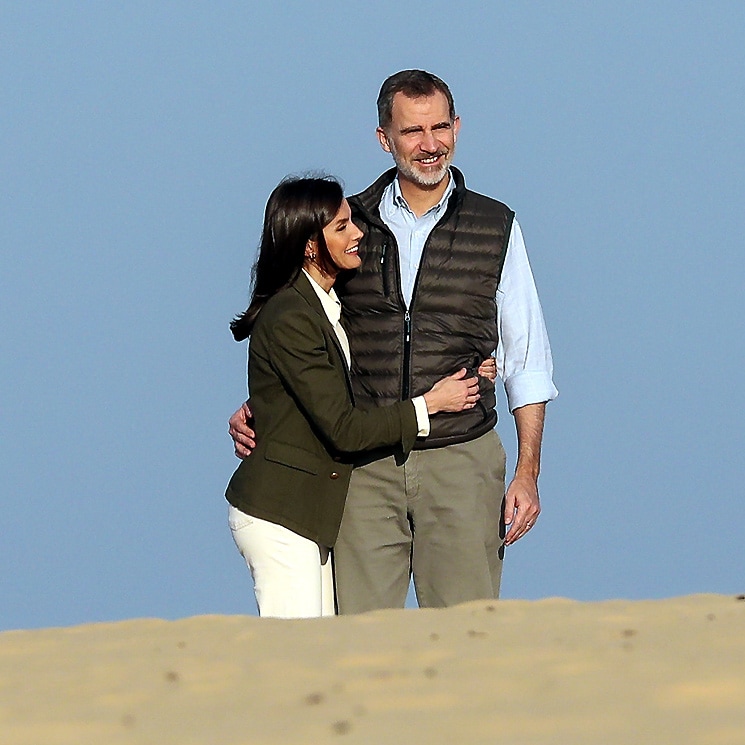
top-left (228, 504), bottom-right (335, 618)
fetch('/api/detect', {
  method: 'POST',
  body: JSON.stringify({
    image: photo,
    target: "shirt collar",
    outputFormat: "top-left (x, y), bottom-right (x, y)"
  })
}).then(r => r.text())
top-left (302, 269), bottom-right (342, 327)
top-left (389, 169), bottom-right (455, 217)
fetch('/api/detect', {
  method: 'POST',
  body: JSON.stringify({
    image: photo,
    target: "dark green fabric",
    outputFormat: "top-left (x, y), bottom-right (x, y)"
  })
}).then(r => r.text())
top-left (225, 272), bottom-right (418, 547)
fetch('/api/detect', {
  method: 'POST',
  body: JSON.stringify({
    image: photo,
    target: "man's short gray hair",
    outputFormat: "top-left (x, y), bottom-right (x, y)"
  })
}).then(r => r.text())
top-left (376, 70), bottom-right (456, 130)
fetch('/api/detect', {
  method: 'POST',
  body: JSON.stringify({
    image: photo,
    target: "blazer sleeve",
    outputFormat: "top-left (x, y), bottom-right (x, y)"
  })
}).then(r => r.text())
top-left (260, 305), bottom-right (418, 455)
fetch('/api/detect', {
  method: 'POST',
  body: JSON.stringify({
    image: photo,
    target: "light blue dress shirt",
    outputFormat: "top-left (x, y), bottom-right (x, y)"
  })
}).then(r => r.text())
top-left (379, 173), bottom-right (558, 412)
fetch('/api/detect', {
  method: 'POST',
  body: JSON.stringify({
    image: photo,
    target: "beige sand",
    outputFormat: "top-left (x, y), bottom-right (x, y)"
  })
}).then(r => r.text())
top-left (1, 595), bottom-right (743, 744)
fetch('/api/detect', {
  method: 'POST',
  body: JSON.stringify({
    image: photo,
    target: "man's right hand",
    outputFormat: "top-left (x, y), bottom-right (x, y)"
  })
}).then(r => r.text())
top-left (229, 401), bottom-right (256, 458)
top-left (477, 356), bottom-right (497, 382)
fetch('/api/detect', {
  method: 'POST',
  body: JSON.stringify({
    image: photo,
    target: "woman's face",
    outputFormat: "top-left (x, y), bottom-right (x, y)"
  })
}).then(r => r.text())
top-left (321, 199), bottom-right (363, 272)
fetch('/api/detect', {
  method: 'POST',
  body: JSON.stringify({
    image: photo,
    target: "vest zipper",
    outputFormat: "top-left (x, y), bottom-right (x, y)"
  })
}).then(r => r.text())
top-left (402, 309), bottom-right (411, 399)
top-left (402, 201), bottom-right (455, 401)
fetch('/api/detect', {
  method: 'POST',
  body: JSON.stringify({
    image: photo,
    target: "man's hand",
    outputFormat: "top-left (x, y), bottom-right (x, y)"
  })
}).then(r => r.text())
top-left (503, 402), bottom-right (545, 545)
top-left (503, 472), bottom-right (540, 545)
top-left (229, 401), bottom-right (256, 459)
top-left (478, 356), bottom-right (497, 381)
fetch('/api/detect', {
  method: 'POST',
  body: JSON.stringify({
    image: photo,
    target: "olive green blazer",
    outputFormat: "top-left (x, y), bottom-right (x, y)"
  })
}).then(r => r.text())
top-left (226, 272), bottom-right (418, 547)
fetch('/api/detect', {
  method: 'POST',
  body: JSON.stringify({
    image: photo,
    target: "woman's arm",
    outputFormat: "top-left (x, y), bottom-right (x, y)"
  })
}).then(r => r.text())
top-left (261, 308), bottom-right (477, 455)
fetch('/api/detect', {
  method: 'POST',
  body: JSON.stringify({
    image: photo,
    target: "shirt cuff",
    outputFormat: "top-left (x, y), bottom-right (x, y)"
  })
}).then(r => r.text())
top-left (412, 396), bottom-right (431, 437)
top-left (504, 371), bottom-right (559, 413)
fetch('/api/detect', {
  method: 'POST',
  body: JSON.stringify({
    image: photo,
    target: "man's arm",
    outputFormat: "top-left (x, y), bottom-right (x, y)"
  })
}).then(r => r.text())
top-left (503, 402), bottom-right (545, 545)
top-left (496, 218), bottom-right (556, 545)
top-left (228, 401), bottom-right (255, 458)
top-left (496, 219), bottom-right (557, 411)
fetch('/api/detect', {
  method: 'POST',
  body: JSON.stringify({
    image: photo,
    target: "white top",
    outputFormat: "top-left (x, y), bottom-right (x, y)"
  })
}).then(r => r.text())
top-left (303, 270), bottom-right (431, 436)
top-left (379, 173), bottom-right (558, 412)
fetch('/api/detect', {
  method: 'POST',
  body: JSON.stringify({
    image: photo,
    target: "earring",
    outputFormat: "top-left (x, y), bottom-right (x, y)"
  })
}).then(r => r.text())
top-left (307, 250), bottom-right (316, 261)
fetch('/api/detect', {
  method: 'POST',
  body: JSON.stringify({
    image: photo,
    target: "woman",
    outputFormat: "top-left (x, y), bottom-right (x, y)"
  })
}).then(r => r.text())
top-left (226, 176), bottom-right (481, 618)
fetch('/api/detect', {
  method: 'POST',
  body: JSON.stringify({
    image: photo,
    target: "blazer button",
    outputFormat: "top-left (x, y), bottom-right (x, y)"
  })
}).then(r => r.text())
top-left (330, 472), bottom-right (340, 480)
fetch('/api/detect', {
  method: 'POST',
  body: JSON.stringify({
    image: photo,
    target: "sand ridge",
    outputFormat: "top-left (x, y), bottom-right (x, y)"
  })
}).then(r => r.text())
top-left (1, 595), bottom-right (743, 744)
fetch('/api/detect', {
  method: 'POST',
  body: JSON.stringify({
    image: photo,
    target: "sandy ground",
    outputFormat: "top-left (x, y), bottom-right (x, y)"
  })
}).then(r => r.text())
top-left (1, 594), bottom-right (744, 744)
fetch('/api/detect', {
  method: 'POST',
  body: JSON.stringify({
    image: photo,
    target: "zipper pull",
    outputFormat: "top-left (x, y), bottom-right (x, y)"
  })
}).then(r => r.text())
top-left (380, 241), bottom-right (387, 264)
top-left (404, 310), bottom-right (411, 342)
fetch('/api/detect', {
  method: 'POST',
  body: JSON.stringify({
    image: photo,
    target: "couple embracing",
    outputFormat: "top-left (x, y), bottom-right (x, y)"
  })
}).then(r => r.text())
top-left (225, 70), bottom-right (557, 618)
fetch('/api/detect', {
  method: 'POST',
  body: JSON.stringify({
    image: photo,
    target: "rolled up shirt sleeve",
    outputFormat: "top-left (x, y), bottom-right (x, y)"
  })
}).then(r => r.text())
top-left (495, 218), bottom-right (559, 412)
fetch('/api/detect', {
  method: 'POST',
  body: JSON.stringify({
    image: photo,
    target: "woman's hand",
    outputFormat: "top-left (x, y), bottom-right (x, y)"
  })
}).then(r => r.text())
top-left (423, 368), bottom-right (480, 414)
top-left (478, 356), bottom-right (497, 381)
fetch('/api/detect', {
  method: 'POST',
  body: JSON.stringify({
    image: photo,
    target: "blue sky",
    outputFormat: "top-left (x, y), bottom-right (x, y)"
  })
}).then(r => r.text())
top-left (2, 2), bottom-right (744, 631)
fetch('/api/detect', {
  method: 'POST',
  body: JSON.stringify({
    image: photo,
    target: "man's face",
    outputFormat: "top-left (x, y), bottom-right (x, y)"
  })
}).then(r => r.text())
top-left (377, 91), bottom-right (460, 188)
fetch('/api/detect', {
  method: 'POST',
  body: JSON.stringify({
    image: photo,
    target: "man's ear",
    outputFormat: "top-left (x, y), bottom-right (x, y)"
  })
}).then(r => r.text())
top-left (453, 115), bottom-right (461, 142)
top-left (376, 127), bottom-right (392, 153)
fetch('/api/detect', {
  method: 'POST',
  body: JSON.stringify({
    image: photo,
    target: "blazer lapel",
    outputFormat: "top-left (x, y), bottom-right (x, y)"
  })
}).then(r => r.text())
top-left (292, 273), bottom-right (355, 401)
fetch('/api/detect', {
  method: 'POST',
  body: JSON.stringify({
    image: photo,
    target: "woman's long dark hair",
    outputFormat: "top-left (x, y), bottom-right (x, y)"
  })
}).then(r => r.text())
top-left (230, 176), bottom-right (344, 341)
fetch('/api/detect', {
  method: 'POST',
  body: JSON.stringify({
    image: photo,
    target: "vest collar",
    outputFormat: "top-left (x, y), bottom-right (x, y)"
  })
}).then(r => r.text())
top-left (350, 166), bottom-right (467, 227)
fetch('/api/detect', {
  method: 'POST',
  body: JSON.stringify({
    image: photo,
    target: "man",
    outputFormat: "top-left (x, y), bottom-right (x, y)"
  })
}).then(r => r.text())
top-left (230, 70), bottom-right (557, 613)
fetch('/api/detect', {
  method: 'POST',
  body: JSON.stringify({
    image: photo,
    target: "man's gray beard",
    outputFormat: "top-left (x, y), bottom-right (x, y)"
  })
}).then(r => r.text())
top-left (390, 144), bottom-right (453, 187)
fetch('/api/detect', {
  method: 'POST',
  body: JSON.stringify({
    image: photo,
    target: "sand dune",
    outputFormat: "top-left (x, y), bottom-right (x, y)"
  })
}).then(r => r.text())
top-left (1, 595), bottom-right (743, 744)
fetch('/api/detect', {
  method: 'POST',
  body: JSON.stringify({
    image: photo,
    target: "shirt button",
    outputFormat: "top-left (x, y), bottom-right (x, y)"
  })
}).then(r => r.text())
top-left (330, 472), bottom-right (339, 480)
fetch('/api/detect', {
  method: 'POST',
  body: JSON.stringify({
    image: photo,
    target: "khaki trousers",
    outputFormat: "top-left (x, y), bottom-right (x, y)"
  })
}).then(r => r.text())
top-left (334, 429), bottom-right (507, 614)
